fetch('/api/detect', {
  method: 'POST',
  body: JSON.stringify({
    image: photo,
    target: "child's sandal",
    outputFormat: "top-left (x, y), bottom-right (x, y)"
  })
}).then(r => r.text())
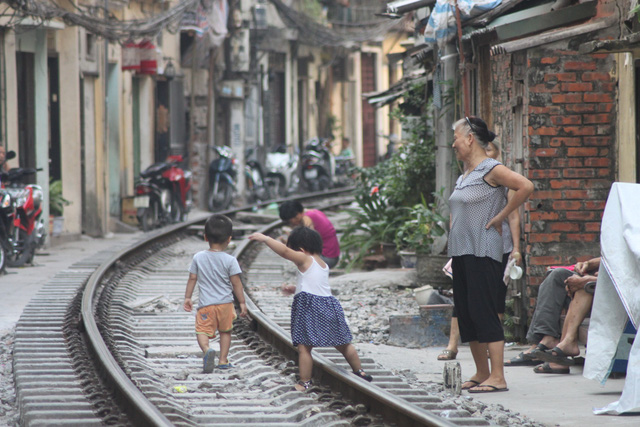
top-left (353, 369), bottom-right (373, 382)
top-left (295, 380), bottom-right (312, 391)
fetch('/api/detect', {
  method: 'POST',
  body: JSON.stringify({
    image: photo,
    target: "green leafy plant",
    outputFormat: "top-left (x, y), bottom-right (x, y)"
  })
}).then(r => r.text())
top-left (49, 180), bottom-right (71, 217)
top-left (387, 84), bottom-right (437, 206)
top-left (340, 164), bottom-right (410, 269)
top-left (394, 192), bottom-right (447, 254)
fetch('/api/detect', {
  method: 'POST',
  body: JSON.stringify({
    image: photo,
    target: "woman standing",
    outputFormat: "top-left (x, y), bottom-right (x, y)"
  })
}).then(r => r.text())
top-left (449, 117), bottom-right (533, 393)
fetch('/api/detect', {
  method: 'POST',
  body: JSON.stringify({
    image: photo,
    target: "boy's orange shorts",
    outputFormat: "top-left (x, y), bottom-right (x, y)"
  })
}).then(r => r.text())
top-left (195, 303), bottom-right (237, 338)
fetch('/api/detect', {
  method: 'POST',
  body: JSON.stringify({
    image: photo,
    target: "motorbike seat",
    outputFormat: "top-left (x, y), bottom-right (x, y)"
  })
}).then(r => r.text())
top-left (141, 162), bottom-right (171, 178)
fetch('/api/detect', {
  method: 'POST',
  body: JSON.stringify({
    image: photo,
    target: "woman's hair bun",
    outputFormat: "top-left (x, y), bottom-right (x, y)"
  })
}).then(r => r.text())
top-left (487, 130), bottom-right (496, 142)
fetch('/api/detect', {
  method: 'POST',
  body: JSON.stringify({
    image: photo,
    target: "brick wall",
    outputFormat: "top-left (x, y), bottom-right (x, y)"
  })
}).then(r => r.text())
top-left (491, 34), bottom-right (617, 314)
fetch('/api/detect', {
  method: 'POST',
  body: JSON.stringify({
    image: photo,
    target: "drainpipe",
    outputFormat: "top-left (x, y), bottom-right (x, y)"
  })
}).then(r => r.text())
top-left (454, 0), bottom-right (470, 117)
top-left (103, 0), bottom-right (109, 236)
top-left (435, 43), bottom-right (457, 203)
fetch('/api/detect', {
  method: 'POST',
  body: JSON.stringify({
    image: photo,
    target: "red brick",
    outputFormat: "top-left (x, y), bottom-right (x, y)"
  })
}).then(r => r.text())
top-left (532, 190), bottom-right (563, 199)
top-left (584, 93), bottom-right (613, 103)
top-left (567, 147), bottom-right (598, 156)
top-left (529, 169), bottom-right (562, 179)
top-left (600, 148), bottom-right (610, 156)
top-left (584, 114), bottom-right (611, 124)
top-left (529, 106), bottom-right (554, 114)
top-left (529, 233), bottom-right (561, 243)
top-left (564, 61), bottom-right (597, 71)
top-left (552, 93), bottom-right (583, 103)
top-left (544, 73), bottom-right (576, 82)
top-left (567, 233), bottom-right (597, 242)
top-left (566, 211), bottom-right (597, 221)
top-left (528, 256), bottom-right (565, 266)
top-left (597, 168), bottom-right (612, 176)
top-left (550, 137), bottom-right (581, 146)
top-left (584, 200), bottom-right (606, 210)
top-left (563, 190), bottom-right (589, 199)
top-left (597, 103), bottom-right (614, 113)
top-left (564, 168), bottom-right (596, 178)
top-left (541, 57), bottom-right (559, 64)
top-left (551, 158), bottom-right (583, 168)
top-left (582, 72), bottom-right (612, 81)
top-left (529, 211), bottom-right (560, 221)
top-left (534, 148), bottom-right (560, 157)
top-left (566, 104), bottom-right (596, 113)
top-left (552, 200), bottom-right (582, 210)
top-left (552, 115), bottom-right (582, 125)
top-left (584, 136), bottom-right (611, 146)
top-left (601, 82), bottom-right (616, 92)
top-left (550, 179), bottom-right (582, 189)
top-left (585, 158), bottom-right (610, 167)
top-left (564, 126), bottom-right (596, 136)
top-left (585, 222), bottom-right (601, 232)
top-left (591, 53), bottom-right (610, 59)
top-left (530, 84), bottom-right (560, 93)
top-left (529, 126), bottom-right (558, 136)
top-left (551, 223), bottom-right (579, 232)
top-left (561, 82), bottom-right (593, 92)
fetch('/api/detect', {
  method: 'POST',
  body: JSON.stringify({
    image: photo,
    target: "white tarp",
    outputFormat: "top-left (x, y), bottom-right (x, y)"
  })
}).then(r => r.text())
top-left (583, 182), bottom-right (640, 415)
top-left (424, 0), bottom-right (502, 49)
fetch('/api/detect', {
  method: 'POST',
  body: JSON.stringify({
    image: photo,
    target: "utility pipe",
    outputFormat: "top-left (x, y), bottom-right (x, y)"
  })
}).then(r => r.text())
top-left (454, 0), bottom-right (470, 117)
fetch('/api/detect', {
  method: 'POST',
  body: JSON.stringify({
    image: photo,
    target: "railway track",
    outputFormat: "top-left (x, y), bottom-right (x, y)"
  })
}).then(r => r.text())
top-left (14, 190), bottom-right (490, 426)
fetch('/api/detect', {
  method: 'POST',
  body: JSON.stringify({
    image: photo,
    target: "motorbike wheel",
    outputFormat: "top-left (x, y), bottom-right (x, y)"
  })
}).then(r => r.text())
top-left (140, 199), bottom-right (160, 232)
top-left (0, 244), bottom-right (6, 273)
top-left (208, 180), bottom-right (233, 212)
top-left (6, 229), bottom-right (36, 268)
top-left (273, 176), bottom-right (287, 198)
top-left (169, 195), bottom-right (182, 224)
top-left (318, 175), bottom-right (331, 191)
top-left (181, 190), bottom-right (192, 222)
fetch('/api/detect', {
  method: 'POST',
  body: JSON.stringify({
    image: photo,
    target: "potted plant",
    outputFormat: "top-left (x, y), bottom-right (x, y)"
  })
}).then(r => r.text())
top-left (49, 180), bottom-right (70, 236)
top-left (394, 193), bottom-right (448, 281)
top-left (340, 185), bottom-right (409, 269)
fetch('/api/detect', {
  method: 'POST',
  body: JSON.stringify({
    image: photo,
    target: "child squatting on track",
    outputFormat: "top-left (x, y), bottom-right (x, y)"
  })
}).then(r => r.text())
top-left (184, 215), bottom-right (247, 373)
top-left (248, 226), bottom-right (372, 391)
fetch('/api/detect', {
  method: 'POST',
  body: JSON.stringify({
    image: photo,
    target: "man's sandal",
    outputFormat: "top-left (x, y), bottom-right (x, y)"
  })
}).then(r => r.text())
top-left (295, 380), bottom-right (313, 391)
top-left (437, 350), bottom-right (458, 361)
top-left (353, 369), bottom-right (373, 382)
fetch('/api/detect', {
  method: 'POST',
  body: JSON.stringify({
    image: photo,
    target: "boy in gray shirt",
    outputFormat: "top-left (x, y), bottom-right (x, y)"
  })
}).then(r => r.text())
top-left (184, 215), bottom-right (247, 373)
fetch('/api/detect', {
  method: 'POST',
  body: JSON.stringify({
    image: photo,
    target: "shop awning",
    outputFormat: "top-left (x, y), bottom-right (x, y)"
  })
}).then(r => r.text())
top-left (363, 72), bottom-right (427, 108)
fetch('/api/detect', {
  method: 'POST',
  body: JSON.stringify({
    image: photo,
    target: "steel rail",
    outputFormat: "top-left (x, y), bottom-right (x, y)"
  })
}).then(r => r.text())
top-left (80, 187), bottom-right (454, 426)
top-left (234, 203), bottom-right (456, 427)
top-left (79, 188), bottom-right (354, 425)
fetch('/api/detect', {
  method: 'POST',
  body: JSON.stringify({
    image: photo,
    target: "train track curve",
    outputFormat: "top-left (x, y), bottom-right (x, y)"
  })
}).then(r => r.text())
top-left (14, 189), bottom-right (490, 426)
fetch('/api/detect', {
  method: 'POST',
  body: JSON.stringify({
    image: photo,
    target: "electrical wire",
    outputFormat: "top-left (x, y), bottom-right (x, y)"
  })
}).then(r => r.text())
top-left (1, 0), bottom-right (200, 41)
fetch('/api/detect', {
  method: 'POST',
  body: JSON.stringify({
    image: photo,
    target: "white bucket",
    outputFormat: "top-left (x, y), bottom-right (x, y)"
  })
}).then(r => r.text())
top-left (413, 285), bottom-right (434, 306)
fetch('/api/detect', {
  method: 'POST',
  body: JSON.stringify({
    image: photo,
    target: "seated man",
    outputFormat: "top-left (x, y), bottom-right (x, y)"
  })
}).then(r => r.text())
top-left (505, 257), bottom-right (600, 374)
top-left (278, 200), bottom-right (340, 268)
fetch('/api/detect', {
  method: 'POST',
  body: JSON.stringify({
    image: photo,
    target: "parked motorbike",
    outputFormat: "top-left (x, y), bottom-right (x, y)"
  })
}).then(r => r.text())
top-left (265, 145), bottom-right (300, 198)
top-left (134, 155), bottom-right (192, 232)
top-left (334, 153), bottom-right (356, 187)
top-left (0, 162), bottom-right (46, 267)
top-left (208, 145), bottom-right (237, 212)
top-left (301, 137), bottom-right (335, 192)
top-left (244, 147), bottom-right (272, 204)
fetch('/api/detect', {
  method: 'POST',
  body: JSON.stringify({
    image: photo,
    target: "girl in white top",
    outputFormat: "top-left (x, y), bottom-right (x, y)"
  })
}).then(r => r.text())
top-left (249, 226), bottom-right (372, 391)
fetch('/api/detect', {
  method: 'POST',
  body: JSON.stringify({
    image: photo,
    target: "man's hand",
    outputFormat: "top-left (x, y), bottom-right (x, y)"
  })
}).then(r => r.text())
top-left (565, 274), bottom-right (596, 297)
top-left (238, 302), bottom-right (248, 317)
top-left (183, 298), bottom-right (193, 312)
top-left (574, 260), bottom-right (590, 276)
